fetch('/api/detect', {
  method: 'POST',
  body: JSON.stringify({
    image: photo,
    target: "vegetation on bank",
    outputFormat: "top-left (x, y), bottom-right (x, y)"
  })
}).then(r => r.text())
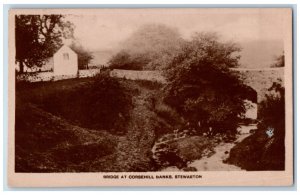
top-left (16, 74), bottom-right (178, 172)
top-left (15, 103), bottom-right (118, 172)
top-left (18, 72), bottom-right (132, 133)
top-left (109, 30), bottom-right (256, 137)
top-left (162, 32), bottom-right (256, 136)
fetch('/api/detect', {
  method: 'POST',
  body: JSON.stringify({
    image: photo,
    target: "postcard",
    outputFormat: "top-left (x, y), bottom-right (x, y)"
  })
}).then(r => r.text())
top-left (7, 8), bottom-right (293, 187)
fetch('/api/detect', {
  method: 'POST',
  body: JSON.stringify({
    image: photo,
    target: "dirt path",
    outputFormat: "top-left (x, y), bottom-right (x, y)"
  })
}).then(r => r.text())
top-left (114, 85), bottom-right (156, 171)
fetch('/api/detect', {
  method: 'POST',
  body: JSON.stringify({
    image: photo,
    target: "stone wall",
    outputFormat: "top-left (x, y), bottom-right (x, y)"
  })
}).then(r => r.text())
top-left (110, 69), bottom-right (166, 83)
top-left (16, 71), bottom-right (55, 82)
top-left (16, 69), bottom-right (100, 82)
top-left (79, 69), bottom-right (100, 78)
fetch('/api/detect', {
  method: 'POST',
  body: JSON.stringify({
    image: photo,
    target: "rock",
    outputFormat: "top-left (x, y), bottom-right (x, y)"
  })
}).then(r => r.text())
top-left (156, 143), bottom-right (168, 150)
top-left (224, 151), bottom-right (229, 154)
top-left (178, 132), bottom-right (185, 138)
top-left (183, 167), bottom-right (197, 172)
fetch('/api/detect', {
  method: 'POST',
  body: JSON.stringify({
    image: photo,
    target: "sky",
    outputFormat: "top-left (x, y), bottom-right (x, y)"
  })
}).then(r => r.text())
top-left (65, 8), bottom-right (289, 68)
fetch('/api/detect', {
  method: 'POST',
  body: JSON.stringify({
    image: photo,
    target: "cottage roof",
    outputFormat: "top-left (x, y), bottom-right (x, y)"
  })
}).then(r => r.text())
top-left (54, 45), bottom-right (77, 56)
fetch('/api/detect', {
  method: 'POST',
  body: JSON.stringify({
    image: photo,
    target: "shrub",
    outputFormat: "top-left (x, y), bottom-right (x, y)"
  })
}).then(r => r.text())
top-left (163, 32), bottom-right (253, 135)
top-left (259, 82), bottom-right (285, 137)
top-left (108, 51), bottom-right (150, 70)
top-left (154, 102), bottom-right (181, 125)
top-left (136, 80), bottom-right (163, 90)
top-left (80, 72), bottom-right (132, 132)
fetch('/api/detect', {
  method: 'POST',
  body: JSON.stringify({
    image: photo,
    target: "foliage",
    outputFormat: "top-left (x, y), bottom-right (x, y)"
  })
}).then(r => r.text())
top-left (83, 72), bottom-right (132, 131)
top-left (70, 42), bottom-right (94, 69)
top-left (163, 32), bottom-right (254, 134)
top-left (109, 24), bottom-right (183, 70)
top-left (108, 50), bottom-right (150, 70)
top-left (271, 53), bottom-right (285, 67)
top-left (24, 73), bottom-right (132, 133)
top-left (259, 81), bottom-right (285, 138)
top-left (15, 15), bottom-right (74, 72)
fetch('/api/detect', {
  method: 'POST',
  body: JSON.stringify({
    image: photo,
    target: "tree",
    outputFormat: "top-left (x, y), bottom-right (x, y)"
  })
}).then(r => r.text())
top-left (110, 24), bottom-right (183, 70)
top-left (108, 50), bottom-right (150, 70)
top-left (271, 53), bottom-right (285, 67)
top-left (163, 32), bottom-right (254, 134)
top-left (15, 15), bottom-right (74, 73)
top-left (70, 42), bottom-right (93, 69)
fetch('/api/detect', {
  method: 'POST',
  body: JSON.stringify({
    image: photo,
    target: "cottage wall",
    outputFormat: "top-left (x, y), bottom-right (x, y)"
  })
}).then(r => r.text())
top-left (53, 46), bottom-right (78, 76)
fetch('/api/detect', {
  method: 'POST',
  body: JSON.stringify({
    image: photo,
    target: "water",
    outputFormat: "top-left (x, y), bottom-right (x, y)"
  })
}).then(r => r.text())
top-left (157, 124), bottom-right (257, 172)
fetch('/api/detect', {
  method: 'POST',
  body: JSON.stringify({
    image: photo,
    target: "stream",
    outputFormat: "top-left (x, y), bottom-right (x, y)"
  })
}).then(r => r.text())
top-left (154, 124), bottom-right (257, 172)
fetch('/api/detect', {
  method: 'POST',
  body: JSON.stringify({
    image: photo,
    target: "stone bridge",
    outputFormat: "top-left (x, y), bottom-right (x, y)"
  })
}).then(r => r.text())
top-left (230, 68), bottom-right (284, 103)
top-left (110, 68), bottom-right (284, 103)
top-left (111, 68), bottom-right (284, 120)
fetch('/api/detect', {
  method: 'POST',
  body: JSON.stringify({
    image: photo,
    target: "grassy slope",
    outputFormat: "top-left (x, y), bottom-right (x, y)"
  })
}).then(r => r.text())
top-left (15, 103), bottom-right (118, 172)
top-left (16, 78), bottom-right (174, 172)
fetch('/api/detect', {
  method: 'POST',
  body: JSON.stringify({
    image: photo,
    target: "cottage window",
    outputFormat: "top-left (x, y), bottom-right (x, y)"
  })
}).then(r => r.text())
top-left (63, 53), bottom-right (69, 60)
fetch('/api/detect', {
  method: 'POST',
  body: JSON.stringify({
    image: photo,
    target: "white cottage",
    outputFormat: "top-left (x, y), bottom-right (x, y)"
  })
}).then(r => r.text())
top-left (53, 45), bottom-right (78, 76)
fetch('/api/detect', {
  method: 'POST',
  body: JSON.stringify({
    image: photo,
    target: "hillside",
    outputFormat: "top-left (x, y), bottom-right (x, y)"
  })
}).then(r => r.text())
top-left (15, 69), bottom-right (285, 172)
top-left (15, 77), bottom-right (179, 172)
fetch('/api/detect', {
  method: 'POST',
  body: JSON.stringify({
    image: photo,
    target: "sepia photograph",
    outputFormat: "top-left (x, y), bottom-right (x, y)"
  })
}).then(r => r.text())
top-left (7, 7), bottom-right (293, 187)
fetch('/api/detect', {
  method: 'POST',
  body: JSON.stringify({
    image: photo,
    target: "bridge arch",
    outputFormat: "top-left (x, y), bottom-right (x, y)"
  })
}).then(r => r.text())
top-left (231, 67), bottom-right (284, 120)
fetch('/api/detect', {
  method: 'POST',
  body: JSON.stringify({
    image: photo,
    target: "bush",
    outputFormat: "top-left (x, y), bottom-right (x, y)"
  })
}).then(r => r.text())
top-left (154, 102), bottom-right (182, 126)
top-left (259, 82), bottom-right (285, 137)
top-left (83, 72), bottom-right (132, 131)
top-left (136, 80), bottom-right (163, 90)
top-left (163, 32), bottom-right (253, 135)
top-left (108, 51), bottom-right (150, 70)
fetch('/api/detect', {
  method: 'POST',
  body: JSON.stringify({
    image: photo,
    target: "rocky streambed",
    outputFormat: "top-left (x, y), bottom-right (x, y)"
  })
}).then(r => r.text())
top-left (152, 124), bottom-right (257, 171)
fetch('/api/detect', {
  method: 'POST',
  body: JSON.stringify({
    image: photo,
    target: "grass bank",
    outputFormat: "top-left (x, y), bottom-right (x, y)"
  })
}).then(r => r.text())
top-left (15, 76), bottom-right (174, 172)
